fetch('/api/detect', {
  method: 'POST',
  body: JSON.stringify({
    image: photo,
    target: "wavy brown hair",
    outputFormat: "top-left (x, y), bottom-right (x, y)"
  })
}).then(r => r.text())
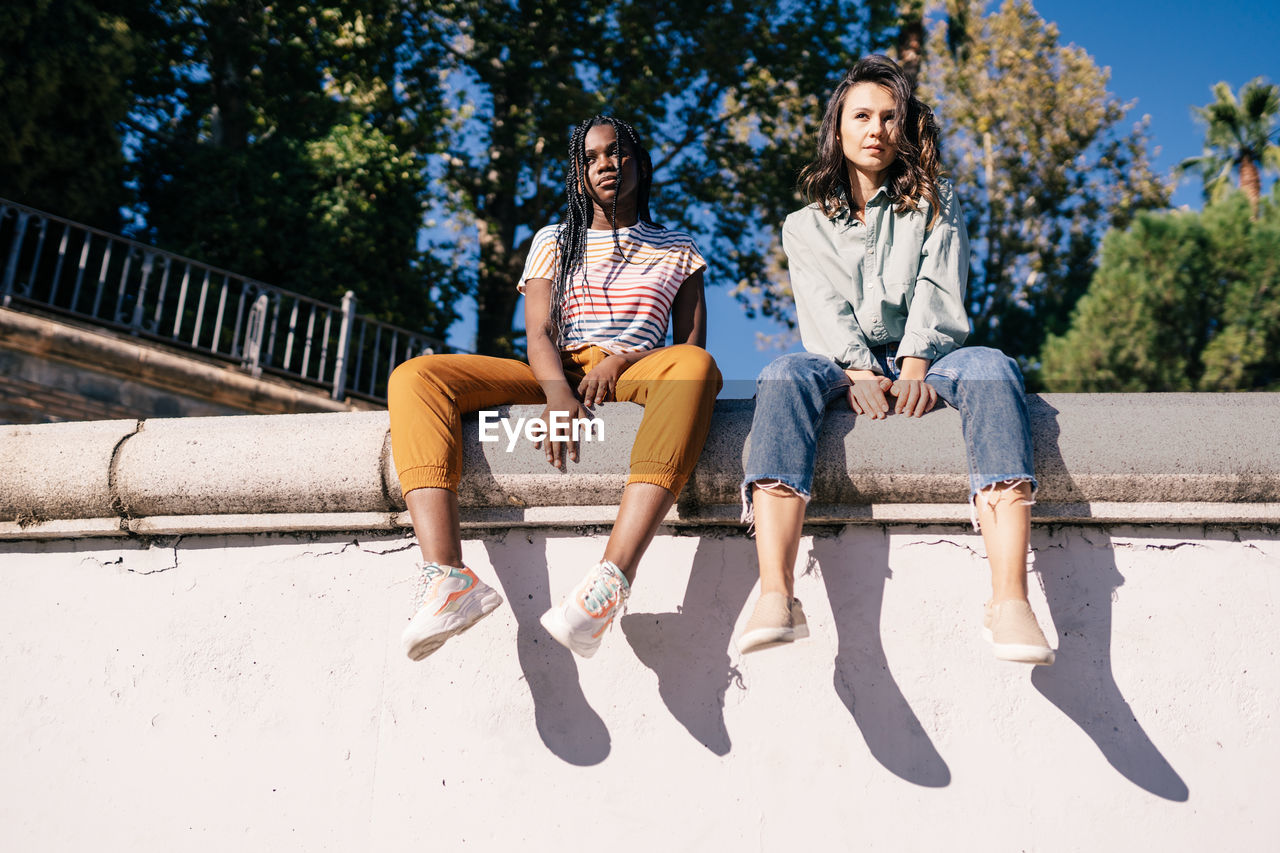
top-left (798, 54), bottom-right (943, 226)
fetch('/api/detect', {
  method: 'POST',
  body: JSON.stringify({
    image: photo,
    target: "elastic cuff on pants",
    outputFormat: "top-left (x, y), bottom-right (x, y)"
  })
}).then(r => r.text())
top-left (398, 465), bottom-right (458, 496)
top-left (626, 461), bottom-right (684, 498)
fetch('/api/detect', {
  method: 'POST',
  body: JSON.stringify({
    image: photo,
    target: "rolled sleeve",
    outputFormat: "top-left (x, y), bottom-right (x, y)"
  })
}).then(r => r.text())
top-left (518, 225), bottom-right (560, 294)
top-left (898, 184), bottom-right (970, 367)
top-left (785, 214), bottom-right (879, 374)
top-left (681, 242), bottom-right (708, 283)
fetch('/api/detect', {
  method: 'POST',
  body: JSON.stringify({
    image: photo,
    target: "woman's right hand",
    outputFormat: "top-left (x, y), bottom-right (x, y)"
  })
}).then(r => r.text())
top-left (535, 392), bottom-right (592, 467)
top-left (844, 368), bottom-right (892, 418)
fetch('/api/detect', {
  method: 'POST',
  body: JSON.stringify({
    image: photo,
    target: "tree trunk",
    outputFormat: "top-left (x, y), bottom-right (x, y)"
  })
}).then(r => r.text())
top-left (944, 0), bottom-right (972, 62)
top-left (204, 2), bottom-right (262, 151)
top-left (473, 272), bottom-right (522, 356)
top-left (897, 6), bottom-right (925, 91)
top-left (1239, 153), bottom-right (1261, 218)
top-left (473, 216), bottom-right (526, 357)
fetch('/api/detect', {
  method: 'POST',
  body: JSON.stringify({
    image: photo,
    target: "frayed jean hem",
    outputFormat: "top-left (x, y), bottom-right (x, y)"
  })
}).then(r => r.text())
top-left (740, 477), bottom-right (811, 534)
top-left (969, 476), bottom-right (1037, 532)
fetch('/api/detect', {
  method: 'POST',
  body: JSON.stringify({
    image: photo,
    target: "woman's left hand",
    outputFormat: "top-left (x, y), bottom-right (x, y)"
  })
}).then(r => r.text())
top-left (890, 357), bottom-right (937, 417)
top-left (578, 354), bottom-right (629, 406)
top-left (888, 378), bottom-right (937, 417)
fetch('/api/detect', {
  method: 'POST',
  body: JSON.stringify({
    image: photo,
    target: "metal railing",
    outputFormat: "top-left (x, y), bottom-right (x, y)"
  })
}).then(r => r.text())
top-left (0, 198), bottom-right (447, 403)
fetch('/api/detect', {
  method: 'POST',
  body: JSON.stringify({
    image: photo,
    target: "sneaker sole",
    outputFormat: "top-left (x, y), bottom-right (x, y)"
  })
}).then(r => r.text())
top-left (737, 622), bottom-right (811, 655)
top-left (404, 588), bottom-right (504, 662)
top-left (539, 607), bottom-right (602, 658)
top-left (982, 627), bottom-right (1055, 665)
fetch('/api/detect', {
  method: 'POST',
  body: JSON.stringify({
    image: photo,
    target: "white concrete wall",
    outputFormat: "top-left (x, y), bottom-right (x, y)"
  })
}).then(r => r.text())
top-left (3, 522), bottom-right (1276, 851)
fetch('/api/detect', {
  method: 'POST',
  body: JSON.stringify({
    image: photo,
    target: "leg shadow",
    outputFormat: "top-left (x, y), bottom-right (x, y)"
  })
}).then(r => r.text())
top-left (1031, 529), bottom-right (1189, 801)
top-left (812, 529), bottom-right (952, 787)
top-left (486, 533), bottom-right (611, 767)
top-left (620, 535), bottom-right (758, 755)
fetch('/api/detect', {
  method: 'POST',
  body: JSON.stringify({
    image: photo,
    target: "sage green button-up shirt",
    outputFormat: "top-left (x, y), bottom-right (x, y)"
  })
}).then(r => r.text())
top-left (783, 180), bottom-right (970, 374)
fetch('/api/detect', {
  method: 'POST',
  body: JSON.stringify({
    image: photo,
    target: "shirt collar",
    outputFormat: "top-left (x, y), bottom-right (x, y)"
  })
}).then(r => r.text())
top-left (830, 184), bottom-right (892, 226)
top-left (865, 184), bottom-right (891, 206)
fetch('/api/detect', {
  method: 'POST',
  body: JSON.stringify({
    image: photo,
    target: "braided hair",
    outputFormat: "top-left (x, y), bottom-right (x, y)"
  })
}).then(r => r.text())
top-left (547, 115), bottom-right (656, 344)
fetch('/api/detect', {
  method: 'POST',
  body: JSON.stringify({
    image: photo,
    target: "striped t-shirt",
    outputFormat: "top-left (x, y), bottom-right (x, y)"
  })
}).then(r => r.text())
top-left (519, 221), bottom-right (706, 353)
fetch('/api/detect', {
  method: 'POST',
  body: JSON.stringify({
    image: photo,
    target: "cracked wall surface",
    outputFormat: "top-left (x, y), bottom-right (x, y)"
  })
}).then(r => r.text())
top-left (1, 522), bottom-right (1276, 851)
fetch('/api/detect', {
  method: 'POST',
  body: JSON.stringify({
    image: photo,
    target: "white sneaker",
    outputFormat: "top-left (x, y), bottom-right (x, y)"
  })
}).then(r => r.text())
top-left (737, 592), bottom-right (810, 654)
top-left (540, 560), bottom-right (630, 658)
top-left (982, 599), bottom-right (1055, 665)
top-left (401, 563), bottom-right (503, 661)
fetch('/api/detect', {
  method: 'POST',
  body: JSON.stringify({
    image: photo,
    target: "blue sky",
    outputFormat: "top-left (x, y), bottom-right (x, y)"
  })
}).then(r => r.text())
top-left (1036, 0), bottom-right (1278, 209)
top-left (449, 0), bottom-right (1279, 394)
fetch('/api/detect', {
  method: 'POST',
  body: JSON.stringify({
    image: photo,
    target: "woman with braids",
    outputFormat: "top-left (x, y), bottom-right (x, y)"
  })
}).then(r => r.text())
top-left (735, 55), bottom-right (1055, 665)
top-left (389, 115), bottom-right (720, 662)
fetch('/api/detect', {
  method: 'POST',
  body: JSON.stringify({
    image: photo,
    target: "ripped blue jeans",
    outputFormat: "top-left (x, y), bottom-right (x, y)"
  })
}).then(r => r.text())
top-left (740, 345), bottom-right (1037, 527)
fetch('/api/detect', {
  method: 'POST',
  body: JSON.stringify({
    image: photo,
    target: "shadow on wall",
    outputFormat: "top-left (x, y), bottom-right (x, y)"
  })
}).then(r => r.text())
top-left (467, 397), bottom-right (1190, 799)
top-left (616, 513), bottom-right (1188, 797)
top-left (811, 530), bottom-right (952, 787)
top-left (1032, 528), bottom-right (1190, 802)
top-left (614, 523), bottom-right (1189, 799)
top-left (612, 527), bottom-right (951, 777)
top-left (1031, 397), bottom-right (1188, 802)
top-left (484, 530), bottom-right (764, 760)
top-left (484, 534), bottom-right (612, 767)
top-left (618, 524), bottom-right (956, 787)
top-left (620, 533), bottom-right (759, 756)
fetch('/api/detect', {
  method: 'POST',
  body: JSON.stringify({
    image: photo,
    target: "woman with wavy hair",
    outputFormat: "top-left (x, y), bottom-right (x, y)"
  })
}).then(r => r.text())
top-left (389, 115), bottom-right (720, 662)
top-left (736, 55), bottom-right (1054, 665)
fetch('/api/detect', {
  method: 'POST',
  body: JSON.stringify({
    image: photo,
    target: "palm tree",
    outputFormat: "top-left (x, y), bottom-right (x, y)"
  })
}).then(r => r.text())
top-left (1179, 77), bottom-right (1280, 216)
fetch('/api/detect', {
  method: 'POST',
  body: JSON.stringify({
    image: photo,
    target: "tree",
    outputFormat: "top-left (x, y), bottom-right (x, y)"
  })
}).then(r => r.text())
top-left (422, 0), bottom-right (895, 355)
top-left (1179, 77), bottom-right (1280, 217)
top-left (917, 0), bottom-right (1169, 377)
top-left (0, 0), bottom-right (140, 228)
top-left (1040, 193), bottom-right (1280, 391)
top-left (891, 0), bottom-right (927, 88)
top-left (124, 1), bottom-right (459, 334)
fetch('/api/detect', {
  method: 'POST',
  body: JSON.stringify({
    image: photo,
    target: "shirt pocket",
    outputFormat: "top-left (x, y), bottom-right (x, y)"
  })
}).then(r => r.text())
top-left (879, 277), bottom-right (915, 316)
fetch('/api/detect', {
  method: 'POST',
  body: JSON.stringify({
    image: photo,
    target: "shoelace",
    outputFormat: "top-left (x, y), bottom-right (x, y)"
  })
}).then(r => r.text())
top-left (580, 563), bottom-right (628, 620)
top-left (411, 562), bottom-right (446, 608)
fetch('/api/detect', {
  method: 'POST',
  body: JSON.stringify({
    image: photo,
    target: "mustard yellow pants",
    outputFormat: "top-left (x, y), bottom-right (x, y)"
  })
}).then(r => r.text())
top-left (388, 344), bottom-right (722, 498)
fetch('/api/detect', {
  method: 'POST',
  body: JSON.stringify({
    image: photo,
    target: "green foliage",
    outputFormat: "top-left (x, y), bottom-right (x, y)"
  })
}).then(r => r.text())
top-left (424, 0), bottom-right (894, 354)
top-left (125, 0), bottom-right (458, 336)
top-left (14, 0), bottom-right (1186, 367)
top-left (0, 0), bottom-right (139, 227)
top-left (1178, 77), bottom-right (1280, 211)
top-left (1040, 194), bottom-right (1280, 391)
top-left (919, 0), bottom-right (1169, 379)
top-left (4, 0), bottom-right (903, 353)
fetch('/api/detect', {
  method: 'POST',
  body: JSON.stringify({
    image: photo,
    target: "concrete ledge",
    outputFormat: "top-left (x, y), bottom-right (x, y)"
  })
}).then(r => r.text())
top-left (3, 394), bottom-right (1279, 537)
top-left (1, 418), bottom-right (137, 520)
top-left (113, 411), bottom-right (395, 517)
top-left (6, 503), bottom-right (1278, 541)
